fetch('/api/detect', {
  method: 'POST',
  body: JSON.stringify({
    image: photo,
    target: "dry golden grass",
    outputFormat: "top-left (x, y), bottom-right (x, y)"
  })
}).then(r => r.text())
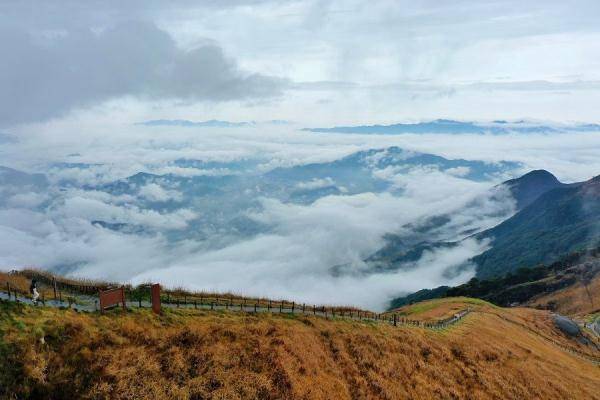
top-left (0, 271), bottom-right (54, 299)
top-left (1, 298), bottom-right (598, 400)
top-left (388, 297), bottom-right (490, 321)
top-left (528, 274), bottom-right (600, 318)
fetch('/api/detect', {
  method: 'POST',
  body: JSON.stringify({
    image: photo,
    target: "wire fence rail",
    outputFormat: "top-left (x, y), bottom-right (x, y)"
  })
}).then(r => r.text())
top-left (0, 270), bottom-right (472, 331)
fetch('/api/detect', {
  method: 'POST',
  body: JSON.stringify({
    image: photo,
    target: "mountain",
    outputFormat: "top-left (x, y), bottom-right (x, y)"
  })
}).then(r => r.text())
top-left (361, 170), bottom-right (560, 273)
top-left (473, 174), bottom-right (600, 279)
top-left (390, 246), bottom-right (600, 313)
top-left (304, 119), bottom-right (600, 135)
top-left (266, 146), bottom-right (520, 184)
top-left (305, 119), bottom-right (484, 134)
top-left (500, 169), bottom-right (566, 209)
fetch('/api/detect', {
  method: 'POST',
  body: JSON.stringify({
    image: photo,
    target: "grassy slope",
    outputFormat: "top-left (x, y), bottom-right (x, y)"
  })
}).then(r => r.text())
top-left (527, 273), bottom-right (600, 317)
top-left (390, 297), bottom-right (493, 321)
top-left (1, 299), bottom-right (599, 400)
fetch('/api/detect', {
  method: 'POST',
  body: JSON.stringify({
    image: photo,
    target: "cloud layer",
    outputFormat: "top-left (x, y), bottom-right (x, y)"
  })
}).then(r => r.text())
top-left (2, 121), bottom-right (600, 309)
top-left (0, 21), bottom-right (285, 126)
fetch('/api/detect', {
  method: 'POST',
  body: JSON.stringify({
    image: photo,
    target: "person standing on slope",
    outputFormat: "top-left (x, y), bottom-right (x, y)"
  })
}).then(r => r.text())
top-left (30, 279), bottom-right (39, 305)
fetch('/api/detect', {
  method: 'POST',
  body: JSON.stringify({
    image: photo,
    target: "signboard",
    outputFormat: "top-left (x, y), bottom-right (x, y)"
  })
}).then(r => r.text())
top-left (99, 286), bottom-right (126, 313)
top-left (151, 283), bottom-right (161, 315)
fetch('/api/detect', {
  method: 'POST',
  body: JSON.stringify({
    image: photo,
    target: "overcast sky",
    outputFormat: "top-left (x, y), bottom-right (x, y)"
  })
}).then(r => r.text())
top-left (2, 0), bottom-right (600, 128)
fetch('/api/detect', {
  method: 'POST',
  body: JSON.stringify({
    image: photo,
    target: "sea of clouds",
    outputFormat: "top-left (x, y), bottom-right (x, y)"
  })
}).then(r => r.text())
top-left (1, 121), bottom-right (600, 310)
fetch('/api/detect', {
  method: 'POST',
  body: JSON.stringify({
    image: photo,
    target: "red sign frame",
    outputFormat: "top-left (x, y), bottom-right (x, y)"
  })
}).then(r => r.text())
top-left (99, 286), bottom-right (126, 313)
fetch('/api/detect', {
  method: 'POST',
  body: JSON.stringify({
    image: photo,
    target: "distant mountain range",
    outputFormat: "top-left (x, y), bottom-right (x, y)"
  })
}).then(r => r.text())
top-left (304, 119), bottom-right (600, 135)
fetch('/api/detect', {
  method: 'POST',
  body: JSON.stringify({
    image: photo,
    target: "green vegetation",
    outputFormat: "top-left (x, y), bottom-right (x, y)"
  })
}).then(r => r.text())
top-left (474, 177), bottom-right (600, 279)
top-left (390, 246), bottom-right (600, 310)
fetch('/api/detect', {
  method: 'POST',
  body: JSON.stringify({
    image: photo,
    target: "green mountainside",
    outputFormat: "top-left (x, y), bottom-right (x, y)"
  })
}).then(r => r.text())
top-left (473, 175), bottom-right (600, 279)
top-left (390, 246), bottom-right (600, 310)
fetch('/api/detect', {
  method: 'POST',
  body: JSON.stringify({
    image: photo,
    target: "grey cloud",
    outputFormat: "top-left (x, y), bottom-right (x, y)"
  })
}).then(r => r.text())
top-left (0, 21), bottom-right (286, 126)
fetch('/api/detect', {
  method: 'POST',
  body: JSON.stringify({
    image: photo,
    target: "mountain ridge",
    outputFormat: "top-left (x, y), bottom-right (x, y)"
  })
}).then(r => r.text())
top-left (473, 172), bottom-right (600, 278)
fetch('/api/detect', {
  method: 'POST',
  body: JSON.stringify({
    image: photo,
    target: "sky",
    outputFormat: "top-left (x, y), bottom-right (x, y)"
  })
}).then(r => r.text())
top-left (1, 1), bottom-right (600, 310)
top-left (1, 0), bottom-right (600, 127)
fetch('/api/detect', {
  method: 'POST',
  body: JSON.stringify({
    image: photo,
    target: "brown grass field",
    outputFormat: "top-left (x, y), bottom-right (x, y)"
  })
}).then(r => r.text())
top-left (1, 298), bottom-right (598, 400)
top-left (527, 273), bottom-right (600, 317)
top-left (388, 297), bottom-right (489, 321)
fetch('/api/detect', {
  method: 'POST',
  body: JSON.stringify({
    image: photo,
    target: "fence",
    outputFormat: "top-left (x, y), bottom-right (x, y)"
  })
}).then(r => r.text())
top-left (157, 292), bottom-right (472, 330)
top-left (1, 272), bottom-right (472, 330)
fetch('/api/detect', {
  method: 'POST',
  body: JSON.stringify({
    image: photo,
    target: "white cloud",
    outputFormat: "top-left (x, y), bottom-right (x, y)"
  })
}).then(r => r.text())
top-left (295, 177), bottom-right (335, 190)
top-left (129, 169), bottom-right (513, 310)
top-left (5, 192), bottom-right (48, 209)
top-left (138, 183), bottom-right (182, 202)
top-left (60, 196), bottom-right (196, 230)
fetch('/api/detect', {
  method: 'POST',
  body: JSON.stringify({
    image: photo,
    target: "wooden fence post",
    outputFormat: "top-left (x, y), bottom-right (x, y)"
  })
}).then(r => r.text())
top-left (194, 299), bottom-right (197, 309)
top-left (254, 303), bottom-right (257, 313)
top-left (302, 303), bottom-right (306, 313)
top-left (211, 302), bottom-right (214, 310)
top-left (313, 305), bottom-right (316, 315)
top-left (5, 282), bottom-right (9, 297)
top-left (279, 301), bottom-right (283, 313)
top-left (52, 277), bottom-right (57, 300)
top-left (393, 314), bottom-right (397, 327)
top-left (292, 302), bottom-right (295, 313)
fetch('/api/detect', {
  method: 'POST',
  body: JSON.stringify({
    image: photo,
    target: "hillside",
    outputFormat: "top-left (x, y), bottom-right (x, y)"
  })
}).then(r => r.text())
top-left (473, 174), bottom-right (600, 279)
top-left (527, 271), bottom-right (600, 317)
top-left (1, 296), bottom-right (599, 399)
top-left (362, 169), bottom-right (567, 273)
top-left (391, 247), bottom-right (600, 312)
